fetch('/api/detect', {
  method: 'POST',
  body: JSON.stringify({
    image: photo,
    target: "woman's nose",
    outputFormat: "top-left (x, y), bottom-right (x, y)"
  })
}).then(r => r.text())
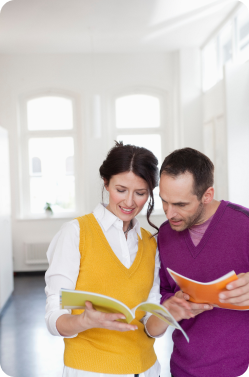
top-left (124, 193), bottom-right (134, 207)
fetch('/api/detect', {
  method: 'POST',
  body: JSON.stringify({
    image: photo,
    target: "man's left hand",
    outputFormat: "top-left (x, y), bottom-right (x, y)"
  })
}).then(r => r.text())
top-left (219, 273), bottom-right (249, 306)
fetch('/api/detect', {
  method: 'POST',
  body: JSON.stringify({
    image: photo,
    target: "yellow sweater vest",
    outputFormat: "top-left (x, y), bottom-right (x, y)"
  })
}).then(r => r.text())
top-left (64, 213), bottom-right (157, 374)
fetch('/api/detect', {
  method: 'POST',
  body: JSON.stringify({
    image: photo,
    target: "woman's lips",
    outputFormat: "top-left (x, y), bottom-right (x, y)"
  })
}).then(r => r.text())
top-left (119, 206), bottom-right (135, 214)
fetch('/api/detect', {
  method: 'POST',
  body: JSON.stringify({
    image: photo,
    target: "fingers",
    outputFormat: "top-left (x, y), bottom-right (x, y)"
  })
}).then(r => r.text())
top-left (188, 302), bottom-right (213, 311)
top-left (225, 273), bottom-right (248, 290)
top-left (83, 301), bottom-right (138, 331)
top-left (175, 290), bottom-right (190, 300)
top-left (219, 272), bottom-right (249, 305)
top-left (101, 321), bottom-right (138, 332)
top-left (85, 301), bottom-right (95, 310)
top-left (163, 297), bottom-right (195, 321)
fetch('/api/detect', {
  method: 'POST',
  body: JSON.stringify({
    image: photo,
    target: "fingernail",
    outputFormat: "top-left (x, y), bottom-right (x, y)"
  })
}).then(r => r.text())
top-left (219, 293), bottom-right (225, 299)
top-left (204, 305), bottom-right (210, 309)
top-left (227, 284), bottom-right (232, 289)
top-left (121, 316), bottom-right (126, 319)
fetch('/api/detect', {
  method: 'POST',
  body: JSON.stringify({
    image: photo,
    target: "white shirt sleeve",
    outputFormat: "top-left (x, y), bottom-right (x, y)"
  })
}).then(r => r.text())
top-left (45, 220), bottom-right (81, 337)
top-left (143, 244), bottom-right (165, 339)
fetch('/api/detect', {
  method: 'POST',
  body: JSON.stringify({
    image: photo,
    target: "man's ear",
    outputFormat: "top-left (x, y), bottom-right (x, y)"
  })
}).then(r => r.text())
top-left (202, 187), bottom-right (214, 204)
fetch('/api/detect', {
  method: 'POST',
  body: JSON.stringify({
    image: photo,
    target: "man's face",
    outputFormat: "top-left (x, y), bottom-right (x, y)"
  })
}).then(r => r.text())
top-left (159, 172), bottom-right (205, 231)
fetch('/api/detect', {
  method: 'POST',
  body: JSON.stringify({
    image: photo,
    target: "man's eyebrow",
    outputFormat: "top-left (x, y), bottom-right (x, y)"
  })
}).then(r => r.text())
top-left (159, 195), bottom-right (190, 205)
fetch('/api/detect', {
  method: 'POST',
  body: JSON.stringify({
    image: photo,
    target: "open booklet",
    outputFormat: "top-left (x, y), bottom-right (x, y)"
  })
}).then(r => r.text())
top-left (167, 268), bottom-right (249, 310)
top-left (60, 288), bottom-right (189, 342)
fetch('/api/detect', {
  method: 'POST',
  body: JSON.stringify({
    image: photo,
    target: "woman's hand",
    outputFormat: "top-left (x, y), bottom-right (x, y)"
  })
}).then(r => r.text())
top-left (163, 291), bottom-right (213, 322)
top-left (56, 301), bottom-right (137, 337)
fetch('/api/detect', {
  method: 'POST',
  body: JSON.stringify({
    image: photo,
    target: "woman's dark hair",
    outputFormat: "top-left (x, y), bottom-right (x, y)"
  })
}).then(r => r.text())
top-left (160, 147), bottom-right (214, 200)
top-left (99, 141), bottom-right (159, 231)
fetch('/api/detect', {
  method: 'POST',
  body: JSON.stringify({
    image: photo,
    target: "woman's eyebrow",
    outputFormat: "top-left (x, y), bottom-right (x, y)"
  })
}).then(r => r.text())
top-left (115, 185), bottom-right (147, 190)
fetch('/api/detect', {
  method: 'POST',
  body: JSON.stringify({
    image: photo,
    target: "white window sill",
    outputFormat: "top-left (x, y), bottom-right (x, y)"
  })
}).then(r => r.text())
top-left (16, 213), bottom-right (79, 221)
top-left (137, 209), bottom-right (164, 217)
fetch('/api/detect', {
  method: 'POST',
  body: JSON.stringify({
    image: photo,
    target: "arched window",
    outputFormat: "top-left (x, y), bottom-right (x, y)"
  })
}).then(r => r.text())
top-left (65, 156), bottom-right (74, 175)
top-left (20, 93), bottom-right (78, 217)
top-left (31, 157), bottom-right (42, 175)
top-left (114, 91), bottom-right (167, 214)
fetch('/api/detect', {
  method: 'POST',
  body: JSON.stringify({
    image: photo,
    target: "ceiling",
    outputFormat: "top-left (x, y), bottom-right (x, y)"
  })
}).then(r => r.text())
top-left (0, 0), bottom-right (244, 53)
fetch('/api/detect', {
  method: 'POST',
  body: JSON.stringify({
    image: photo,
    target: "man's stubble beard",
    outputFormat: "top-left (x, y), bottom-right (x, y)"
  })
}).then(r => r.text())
top-left (170, 201), bottom-right (205, 232)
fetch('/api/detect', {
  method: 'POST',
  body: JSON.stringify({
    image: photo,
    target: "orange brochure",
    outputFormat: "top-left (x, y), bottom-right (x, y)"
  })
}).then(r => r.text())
top-left (167, 268), bottom-right (249, 310)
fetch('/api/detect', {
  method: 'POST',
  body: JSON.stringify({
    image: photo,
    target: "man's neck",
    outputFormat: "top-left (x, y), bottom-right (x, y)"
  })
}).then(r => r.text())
top-left (199, 199), bottom-right (220, 225)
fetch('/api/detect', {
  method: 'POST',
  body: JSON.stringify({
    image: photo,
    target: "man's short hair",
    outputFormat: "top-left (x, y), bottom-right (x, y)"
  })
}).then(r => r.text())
top-left (160, 147), bottom-right (214, 200)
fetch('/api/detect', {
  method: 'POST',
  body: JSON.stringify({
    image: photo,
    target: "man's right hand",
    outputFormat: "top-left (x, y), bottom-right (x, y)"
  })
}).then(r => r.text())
top-left (163, 291), bottom-right (213, 322)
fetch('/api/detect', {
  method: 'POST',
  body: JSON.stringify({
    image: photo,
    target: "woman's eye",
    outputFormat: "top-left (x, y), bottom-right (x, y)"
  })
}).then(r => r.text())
top-left (117, 189), bottom-right (125, 193)
top-left (136, 192), bottom-right (145, 196)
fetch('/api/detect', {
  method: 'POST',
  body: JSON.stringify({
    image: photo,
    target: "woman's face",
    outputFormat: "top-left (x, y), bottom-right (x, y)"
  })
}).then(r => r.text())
top-left (105, 171), bottom-right (149, 224)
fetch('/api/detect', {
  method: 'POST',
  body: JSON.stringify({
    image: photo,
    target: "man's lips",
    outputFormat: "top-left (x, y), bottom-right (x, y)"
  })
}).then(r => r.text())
top-left (170, 219), bottom-right (183, 226)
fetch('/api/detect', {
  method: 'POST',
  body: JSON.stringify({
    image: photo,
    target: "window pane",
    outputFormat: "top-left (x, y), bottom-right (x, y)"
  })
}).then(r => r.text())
top-left (115, 95), bottom-right (160, 129)
top-left (219, 21), bottom-right (232, 67)
top-left (237, 5), bottom-right (249, 59)
top-left (117, 134), bottom-right (161, 211)
top-left (27, 97), bottom-right (73, 131)
top-left (31, 157), bottom-right (42, 175)
top-left (29, 137), bottom-right (75, 214)
top-left (202, 39), bottom-right (218, 92)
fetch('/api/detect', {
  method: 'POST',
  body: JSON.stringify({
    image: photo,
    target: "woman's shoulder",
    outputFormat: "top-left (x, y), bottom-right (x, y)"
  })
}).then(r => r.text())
top-left (140, 227), bottom-right (157, 244)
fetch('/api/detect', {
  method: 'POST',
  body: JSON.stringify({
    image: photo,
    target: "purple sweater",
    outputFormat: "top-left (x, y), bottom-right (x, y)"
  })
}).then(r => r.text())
top-left (158, 200), bottom-right (249, 377)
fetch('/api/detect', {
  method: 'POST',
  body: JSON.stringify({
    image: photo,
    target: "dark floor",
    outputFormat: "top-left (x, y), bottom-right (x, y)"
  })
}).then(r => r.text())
top-left (0, 275), bottom-right (173, 377)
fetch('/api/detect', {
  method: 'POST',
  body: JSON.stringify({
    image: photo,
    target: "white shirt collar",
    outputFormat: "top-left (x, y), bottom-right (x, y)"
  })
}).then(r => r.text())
top-left (93, 203), bottom-right (142, 238)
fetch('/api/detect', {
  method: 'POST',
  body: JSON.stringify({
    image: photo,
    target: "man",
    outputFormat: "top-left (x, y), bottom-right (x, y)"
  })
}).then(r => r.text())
top-left (156, 148), bottom-right (249, 377)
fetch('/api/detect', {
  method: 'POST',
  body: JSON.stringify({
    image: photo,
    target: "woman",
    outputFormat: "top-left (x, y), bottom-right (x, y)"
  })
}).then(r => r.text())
top-left (45, 141), bottom-right (190, 377)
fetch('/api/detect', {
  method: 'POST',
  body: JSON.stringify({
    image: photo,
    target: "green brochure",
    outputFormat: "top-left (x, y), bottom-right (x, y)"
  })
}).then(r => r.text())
top-left (60, 288), bottom-right (189, 342)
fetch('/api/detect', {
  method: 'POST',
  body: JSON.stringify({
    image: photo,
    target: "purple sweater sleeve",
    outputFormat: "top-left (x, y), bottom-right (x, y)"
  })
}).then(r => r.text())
top-left (159, 264), bottom-right (175, 303)
top-left (158, 235), bottom-right (180, 304)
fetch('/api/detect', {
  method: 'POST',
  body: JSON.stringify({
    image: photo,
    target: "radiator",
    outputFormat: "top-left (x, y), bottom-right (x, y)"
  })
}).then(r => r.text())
top-left (24, 243), bottom-right (49, 265)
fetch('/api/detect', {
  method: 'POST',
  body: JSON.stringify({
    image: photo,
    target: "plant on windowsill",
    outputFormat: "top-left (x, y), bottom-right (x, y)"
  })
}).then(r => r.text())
top-left (44, 202), bottom-right (53, 217)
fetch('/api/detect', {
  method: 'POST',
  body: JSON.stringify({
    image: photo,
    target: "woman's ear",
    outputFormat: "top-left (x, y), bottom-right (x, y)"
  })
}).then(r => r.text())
top-left (103, 178), bottom-right (109, 191)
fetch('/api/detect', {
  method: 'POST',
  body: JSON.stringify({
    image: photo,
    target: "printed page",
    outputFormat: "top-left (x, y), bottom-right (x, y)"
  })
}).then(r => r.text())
top-left (167, 268), bottom-right (249, 310)
top-left (60, 289), bottom-right (134, 323)
top-left (133, 302), bottom-right (189, 342)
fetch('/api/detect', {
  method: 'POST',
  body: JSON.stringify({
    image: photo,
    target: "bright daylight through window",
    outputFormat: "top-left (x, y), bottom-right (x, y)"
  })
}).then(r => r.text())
top-left (115, 94), bottom-right (163, 213)
top-left (202, 4), bottom-right (249, 92)
top-left (24, 96), bottom-right (76, 216)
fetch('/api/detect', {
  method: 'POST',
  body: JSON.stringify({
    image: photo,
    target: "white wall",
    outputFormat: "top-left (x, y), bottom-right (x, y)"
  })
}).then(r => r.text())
top-left (225, 60), bottom-right (249, 206)
top-left (0, 53), bottom-right (178, 271)
top-left (202, 79), bottom-right (229, 200)
top-left (0, 126), bottom-right (14, 311)
top-left (0, 51), bottom-right (205, 271)
top-left (177, 48), bottom-right (203, 150)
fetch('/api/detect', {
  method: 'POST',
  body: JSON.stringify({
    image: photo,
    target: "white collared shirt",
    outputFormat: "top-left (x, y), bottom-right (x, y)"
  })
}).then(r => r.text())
top-left (45, 203), bottom-right (161, 377)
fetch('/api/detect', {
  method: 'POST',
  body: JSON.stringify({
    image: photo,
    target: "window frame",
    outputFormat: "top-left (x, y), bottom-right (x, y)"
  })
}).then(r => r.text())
top-left (18, 89), bottom-right (82, 219)
top-left (109, 87), bottom-right (169, 216)
top-left (201, 2), bottom-right (249, 92)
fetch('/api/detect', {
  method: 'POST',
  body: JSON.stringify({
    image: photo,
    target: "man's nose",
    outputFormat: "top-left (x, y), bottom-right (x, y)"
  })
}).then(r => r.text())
top-left (166, 205), bottom-right (177, 219)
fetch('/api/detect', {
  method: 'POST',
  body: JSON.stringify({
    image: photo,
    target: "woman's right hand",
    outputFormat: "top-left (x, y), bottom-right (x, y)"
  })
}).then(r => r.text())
top-left (56, 301), bottom-right (137, 337)
top-left (163, 291), bottom-right (213, 322)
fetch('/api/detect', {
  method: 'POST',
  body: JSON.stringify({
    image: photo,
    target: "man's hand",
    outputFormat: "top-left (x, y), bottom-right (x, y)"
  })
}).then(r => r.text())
top-left (219, 272), bottom-right (249, 306)
top-left (163, 291), bottom-right (213, 322)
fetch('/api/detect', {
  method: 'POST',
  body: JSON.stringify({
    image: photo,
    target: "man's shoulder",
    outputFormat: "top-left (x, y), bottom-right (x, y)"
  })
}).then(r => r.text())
top-left (159, 219), bottom-right (170, 231)
top-left (226, 201), bottom-right (249, 219)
